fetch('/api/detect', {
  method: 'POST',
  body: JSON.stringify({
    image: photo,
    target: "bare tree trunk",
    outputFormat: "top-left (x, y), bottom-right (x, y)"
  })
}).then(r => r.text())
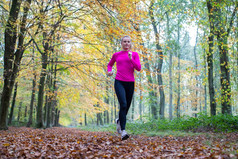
top-left (111, 90), bottom-right (114, 123)
top-left (44, 94), bottom-right (48, 125)
top-left (36, 51), bottom-right (48, 128)
top-left (8, 82), bottom-right (18, 125)
top-left (176, 21), bottom-right (181, 118)
top-left (27, 74), bottom-right (36, 127)
top-left (84, 112), bottom-right (87, 126)
top-left (149, 0), bottom-right (165, 118)
top-left (203, 47), bottom-right (207, 115)
top-left (193, 27), bottom-right (199, 117)
top-left (139, 74), bottom-right (142, 121)
top-left (52, 56), bottom-right (58, 126)
top-left (131, 96), bottom-right (135, 121)
top-left (24, 105), bottom-right (27, 122)
top-left (166, 12), bottom-right (173, 120)
top-left (17, 102), bottom-right (22, 122)
top-left (46, 96), bottom-right (51, 128)
top-left (236, 18), bottom-right (238, 106)
top-left (114, 93), bottom-right (117, 121)
top-left (132, 20), bottom-right (157, 119)
top-left (56, 110), bottom-right (59, 126)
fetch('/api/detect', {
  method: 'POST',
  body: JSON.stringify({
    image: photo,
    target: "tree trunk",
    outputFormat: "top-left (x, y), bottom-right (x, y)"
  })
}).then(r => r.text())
top-left (176, 21), bottom-right (181, 118)
top-left (46, 96), bottom-right (51, 128)
top-left (84, 112), bottom-right (87, 126)
top-left (217, 35), bottom-right (232, 114)
top-left (214, 0), bottom-right (236, 114)
top-left (206, 1), bottom-right (217, 116)
top-left (166, 12), bottom-right (173, 120)
top-left (114, 93), bottom-right (117, 121)
top-left (132, 20), bottom-right (157, 119)
top-left (8, 82), bottom-right (18, 125)
top-left (131, 96), bottom-right (135, 121)
top-left (24, 105), bottom-right (27, 122)
top-left (237, 18), bottom-right (238, 102)
top-left (0, 0), bottom-right (32, 130)
top-left (109, 86), bottom-right (113, 123)
top-left (104, 111), bottom-right (106, 124)
top-left (193, 27), bottom-right (199, 117)
top-left (220, 1), bottom-right (236, 114)
top-left (52, 57), bottom-right (58, 126)
top-left (203, 47), bottom-right (207, 115)
top-left (104, 84), bottom-right (109, 124)
top-left (57, 110), bottom-right (60, 126)
top-left (27, 74), bottom-right (36, 127)
top-left (17, 102), bottom-right (22, 122)
top-left (36, 51), bottom-right (48, 128)
top-left (149, 0), bottom-right (165, 118)
top-left (0, 0), bottom-right (22, 130)
top-left (139, 74), bottom-right (142, 121)
top-left (44, 94), bottom-right (48, 125)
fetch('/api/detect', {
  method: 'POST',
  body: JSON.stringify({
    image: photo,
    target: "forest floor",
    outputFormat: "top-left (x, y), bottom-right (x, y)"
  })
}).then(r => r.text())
top-left (0, 127), bottom-right (238, 158)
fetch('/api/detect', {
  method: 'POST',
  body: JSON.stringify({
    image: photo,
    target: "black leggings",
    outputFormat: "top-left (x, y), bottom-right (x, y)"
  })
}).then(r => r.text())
top-left (114, 79), bottom-right (134, 130)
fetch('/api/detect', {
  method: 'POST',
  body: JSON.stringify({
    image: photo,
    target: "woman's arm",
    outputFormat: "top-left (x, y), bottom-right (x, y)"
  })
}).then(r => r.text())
top-left (107, 53), bottom-right (116, 75)
top-left (131, 52), bottom-right (141, 71)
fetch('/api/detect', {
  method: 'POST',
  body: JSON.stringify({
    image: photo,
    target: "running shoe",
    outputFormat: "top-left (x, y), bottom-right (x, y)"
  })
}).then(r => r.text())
top-left (121, 130), bottom-right (129, 140)
top-left (115, 118), bottom-right (121, 134)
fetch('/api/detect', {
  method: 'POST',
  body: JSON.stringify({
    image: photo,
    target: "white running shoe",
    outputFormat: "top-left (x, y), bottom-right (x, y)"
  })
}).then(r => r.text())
top-left (115, 118), bottom-right (121, 134)
top-left (121, 130), bottom-right (129, 140)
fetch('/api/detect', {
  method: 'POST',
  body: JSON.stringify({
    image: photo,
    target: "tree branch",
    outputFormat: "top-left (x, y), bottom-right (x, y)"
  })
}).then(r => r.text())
top-left (227, 1), bottom-right (237, 35)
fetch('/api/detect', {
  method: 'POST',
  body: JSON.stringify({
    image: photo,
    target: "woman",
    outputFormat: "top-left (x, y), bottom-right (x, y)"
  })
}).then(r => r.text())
top-left (107, 36), bottom-right (141, 140)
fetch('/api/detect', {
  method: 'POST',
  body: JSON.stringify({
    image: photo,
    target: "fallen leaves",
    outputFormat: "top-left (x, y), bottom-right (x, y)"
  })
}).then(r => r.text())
top-left (0, 127), bottom-right (237, 158)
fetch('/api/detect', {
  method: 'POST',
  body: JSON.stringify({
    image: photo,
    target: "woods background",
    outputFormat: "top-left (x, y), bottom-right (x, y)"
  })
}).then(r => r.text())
top-left (0, 0), bottom-right (237, 130)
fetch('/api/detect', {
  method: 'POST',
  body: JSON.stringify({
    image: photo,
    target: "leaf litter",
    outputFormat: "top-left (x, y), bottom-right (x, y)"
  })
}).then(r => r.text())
top-left (0, 127), bottom-right (237, 158)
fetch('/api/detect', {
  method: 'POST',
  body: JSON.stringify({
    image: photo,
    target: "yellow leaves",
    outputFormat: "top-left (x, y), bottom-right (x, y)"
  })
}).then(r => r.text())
top-left (3, 143), bottom-right (10, 147)
top-left (201, 146), bottom-right (207, 150)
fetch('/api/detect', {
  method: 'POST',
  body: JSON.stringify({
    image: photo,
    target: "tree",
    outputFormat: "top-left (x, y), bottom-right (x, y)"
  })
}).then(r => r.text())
top-left (8, 82), bottom-right (18, 125)
top-left (32, 0), bottom-right (81, 128)
top-left (206, 0), bottom-right (217, 116)
top-left (206, 0), bottom-right (237, 115)
top-left (0, 0), bottom-right (31, 130)
top-left (149, 0), bottom-right (165, 119)
top-left (214, 0), bottom-right (237, 114)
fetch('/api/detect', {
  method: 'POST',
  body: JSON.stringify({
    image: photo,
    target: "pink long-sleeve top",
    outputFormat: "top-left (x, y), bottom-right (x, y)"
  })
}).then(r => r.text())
top-left (107, 51), bottom-right (141, 82)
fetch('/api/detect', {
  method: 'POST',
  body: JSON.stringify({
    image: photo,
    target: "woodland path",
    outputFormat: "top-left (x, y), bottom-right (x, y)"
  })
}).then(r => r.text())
top-left (0, 127), bottom-right (237, 158)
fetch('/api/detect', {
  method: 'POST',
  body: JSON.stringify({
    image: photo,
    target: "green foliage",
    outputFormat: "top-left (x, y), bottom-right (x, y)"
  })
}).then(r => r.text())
top-left (10, 121), bottom-right (30, 127)
top-left (78, 114), bottom-right (238, 137)
top-left (79, 124), bottom-right (116, 133)
top-left (127, 113), bottom-right (238, 133)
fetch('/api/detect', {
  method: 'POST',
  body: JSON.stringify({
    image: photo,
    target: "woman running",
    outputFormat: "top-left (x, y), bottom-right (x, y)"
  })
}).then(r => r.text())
top-left (107, 35), bottom-right (141, 140)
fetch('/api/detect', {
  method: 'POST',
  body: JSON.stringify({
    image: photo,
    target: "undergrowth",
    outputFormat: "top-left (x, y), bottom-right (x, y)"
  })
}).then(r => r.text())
top-left (79, 114), bottom-right (238, 135)
top-left (127, 113), bottom-right (238, 133)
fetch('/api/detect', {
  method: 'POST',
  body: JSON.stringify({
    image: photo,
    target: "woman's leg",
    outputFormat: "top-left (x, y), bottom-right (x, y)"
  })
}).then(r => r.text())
top-left (125, 82), bottom-right (135, 115)
top-left (114, 80), bottom-right (127, 130)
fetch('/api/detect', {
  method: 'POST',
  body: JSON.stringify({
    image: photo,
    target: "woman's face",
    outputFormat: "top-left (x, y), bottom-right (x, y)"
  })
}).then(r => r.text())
top-left (121, 37), bottom-right (131, 51)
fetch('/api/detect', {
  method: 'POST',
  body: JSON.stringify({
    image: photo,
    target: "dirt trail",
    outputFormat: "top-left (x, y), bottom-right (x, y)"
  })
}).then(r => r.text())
top-left (0, 127), bottom-right (237, 158)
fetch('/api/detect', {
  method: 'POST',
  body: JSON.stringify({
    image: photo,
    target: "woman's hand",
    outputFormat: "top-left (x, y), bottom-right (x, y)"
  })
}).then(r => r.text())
top-left (107, 71), bottom-right (113, 76)
top-left (128, 51), bottom-right (132, 60)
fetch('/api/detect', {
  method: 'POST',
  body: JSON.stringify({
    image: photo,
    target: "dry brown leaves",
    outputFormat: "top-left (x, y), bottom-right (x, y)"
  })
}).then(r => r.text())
top-left (0, 127), bottom-right (237, 158)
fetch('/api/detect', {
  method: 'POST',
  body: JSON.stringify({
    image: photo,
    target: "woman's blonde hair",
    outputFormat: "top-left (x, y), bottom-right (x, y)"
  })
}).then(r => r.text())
top-left (120, 35), bottom-right (131, 43)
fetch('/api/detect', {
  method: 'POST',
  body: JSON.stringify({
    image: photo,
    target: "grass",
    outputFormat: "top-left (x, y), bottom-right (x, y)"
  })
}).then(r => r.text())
top-left (78, 113), bottom-right (238, 137)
